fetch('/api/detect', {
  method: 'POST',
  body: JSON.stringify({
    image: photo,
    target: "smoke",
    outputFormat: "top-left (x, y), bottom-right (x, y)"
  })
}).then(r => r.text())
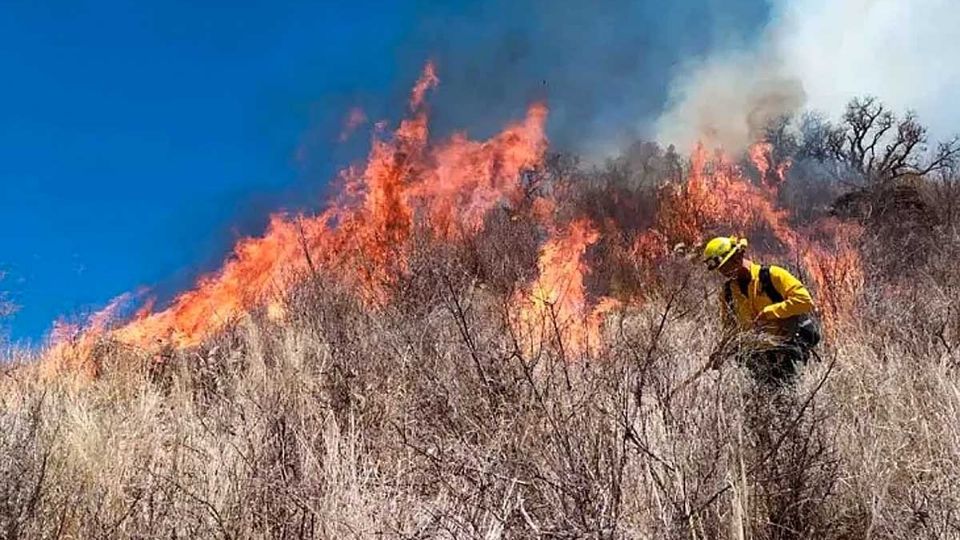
top-left (657, 0), bottom-right (960, 153)
top-left (778, 0), bottom-right (960, 143)
top-left (655, 49), bottom-right (805, 153)
top-left (398, 0), bottom-right (771, 156)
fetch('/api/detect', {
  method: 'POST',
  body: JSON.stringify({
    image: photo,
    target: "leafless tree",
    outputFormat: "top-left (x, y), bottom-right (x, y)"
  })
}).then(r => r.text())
top-left (819, 97), bottom-right (960, 183)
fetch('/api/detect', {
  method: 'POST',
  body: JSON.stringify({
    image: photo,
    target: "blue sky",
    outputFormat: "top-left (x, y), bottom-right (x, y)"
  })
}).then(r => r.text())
top-left (0, 0), bottom-right (768, 343)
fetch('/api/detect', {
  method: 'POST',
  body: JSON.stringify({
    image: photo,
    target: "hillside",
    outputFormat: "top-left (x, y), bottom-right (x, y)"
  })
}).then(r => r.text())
top-left (3, 66), bottom-right (960, 539)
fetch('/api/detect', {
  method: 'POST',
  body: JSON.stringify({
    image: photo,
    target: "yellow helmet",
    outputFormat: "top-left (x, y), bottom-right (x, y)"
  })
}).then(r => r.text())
top-left (702, 236), bottom-right (748, 271)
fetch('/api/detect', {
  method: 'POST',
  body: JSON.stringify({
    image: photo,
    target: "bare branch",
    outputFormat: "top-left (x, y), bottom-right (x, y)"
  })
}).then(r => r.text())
top-left (816, 97), bottom-right (956, 183)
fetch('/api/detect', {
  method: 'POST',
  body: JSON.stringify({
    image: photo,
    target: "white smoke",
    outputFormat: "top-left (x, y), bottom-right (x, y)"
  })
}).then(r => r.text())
top-left (655, 48), bottom-right (806, 153)
top-left (657, 0), bottom-right (960, 153)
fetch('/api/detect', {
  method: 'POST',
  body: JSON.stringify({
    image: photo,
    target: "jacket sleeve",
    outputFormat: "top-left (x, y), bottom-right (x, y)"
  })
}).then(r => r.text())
top-left (759, 266), bottom-right (814, 320)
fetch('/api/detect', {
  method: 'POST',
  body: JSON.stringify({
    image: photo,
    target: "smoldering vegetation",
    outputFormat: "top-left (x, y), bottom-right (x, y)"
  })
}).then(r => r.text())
top-left (2, 100), bottom-right (960, 539)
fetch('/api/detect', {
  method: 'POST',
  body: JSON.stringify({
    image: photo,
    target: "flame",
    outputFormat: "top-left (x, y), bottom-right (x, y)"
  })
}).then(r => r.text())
top-left (409, 103), bottom-right (548, 238)
top-left (513, 219), bottom-right (618, 357)
top-left (800, 219), bottom-right (865, 331)
top-left (748, 142), bottom-right (790, 190)
top-left (101, 63), bottom-right (548, 350)
top-left (339, 107), bottom-right (368, 142)
top-left (43, 292), bottom-right (135, 376)
top-left (644, 143), bottom-right (862, 327)
top-left (44, 61), bottom-right (866, 371)
top-left (409, 60), bottom-right (439, 110)
top-left (655, 144), bottom-right (796, 251)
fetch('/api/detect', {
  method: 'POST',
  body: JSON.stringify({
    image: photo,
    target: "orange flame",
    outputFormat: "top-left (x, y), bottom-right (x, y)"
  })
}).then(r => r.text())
top-left (655, 144), bottom-right (796, 251)
top-left (409, 60), bottom-right (439, 110)
top-left (513, 219), bottom-right (618, 357)
top-left (338, 107), bottom-right (368, 142)
top-left (101, 62), bottom-right (548, 350)
top-left (646, 143), bottom-right (862, 327)
top-left (44, 61), bottom-right (865, 371)
top-left (748, 142), bottom-right (790, 190)
top-left (799, 219), bottom-right (865, 330)
top-left (44, 292), bottom-right (135, 376)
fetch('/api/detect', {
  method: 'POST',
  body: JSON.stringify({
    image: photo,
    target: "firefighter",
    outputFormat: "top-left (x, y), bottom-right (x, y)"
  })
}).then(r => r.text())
top-left (702, 236), bottom-right (821, 386)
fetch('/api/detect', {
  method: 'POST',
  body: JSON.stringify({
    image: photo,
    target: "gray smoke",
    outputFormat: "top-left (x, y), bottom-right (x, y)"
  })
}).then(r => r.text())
top-left (655, 48), bottom-right (805, 153)
top-left (398, 0), bottom-right (771, 156)
top-left (656, 0), bottom-right (960, 153)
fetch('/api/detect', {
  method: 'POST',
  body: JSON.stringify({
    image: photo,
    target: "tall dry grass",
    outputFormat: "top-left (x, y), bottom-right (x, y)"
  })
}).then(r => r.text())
top-left (3, 148), bottom-right (960, 538)
top-left (2, 245), bottom-right (959, 539)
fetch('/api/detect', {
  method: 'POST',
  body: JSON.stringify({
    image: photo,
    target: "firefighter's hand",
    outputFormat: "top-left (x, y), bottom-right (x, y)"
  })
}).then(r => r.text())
top-left (753, 311), bottom-right (773, 328)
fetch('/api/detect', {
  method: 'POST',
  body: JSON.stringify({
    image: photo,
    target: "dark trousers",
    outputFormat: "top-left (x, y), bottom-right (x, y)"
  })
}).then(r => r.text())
top-left (744, 342), bottom-right (809, 388)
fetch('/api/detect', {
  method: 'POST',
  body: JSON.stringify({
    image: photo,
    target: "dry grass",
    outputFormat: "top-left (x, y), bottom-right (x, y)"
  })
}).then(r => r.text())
top-left (3, 148), bottom-right (960, 538)
top-left (2, 253), bottom-right (959, 539)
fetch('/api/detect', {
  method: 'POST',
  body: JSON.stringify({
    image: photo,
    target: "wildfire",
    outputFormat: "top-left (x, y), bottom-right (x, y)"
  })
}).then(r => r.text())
top-left (748, 142), bottom-right (790, 190)
top-left (43, 292), bottom-right (136, 376)
top-left (799, 219), bottom-right (865, 331)
top-left (643, 143), bottom-right (862, 330)
top-left (654, 144), bottom-right (797, 251)
top-left (44, 61), bottom-right (865, 372)
top-left (513, 219), bottom-right (618, 357)
top-left (78, 62), bottom-right (548, 352)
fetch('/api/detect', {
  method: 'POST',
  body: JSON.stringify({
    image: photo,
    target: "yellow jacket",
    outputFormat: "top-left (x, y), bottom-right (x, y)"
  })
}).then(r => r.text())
top-left (720, 263), bottom-right (814, 334)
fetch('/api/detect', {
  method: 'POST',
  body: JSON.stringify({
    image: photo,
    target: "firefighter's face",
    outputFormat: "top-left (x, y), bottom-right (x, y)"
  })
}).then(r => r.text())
top-left (718, 253), bottom-right (741, 277)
